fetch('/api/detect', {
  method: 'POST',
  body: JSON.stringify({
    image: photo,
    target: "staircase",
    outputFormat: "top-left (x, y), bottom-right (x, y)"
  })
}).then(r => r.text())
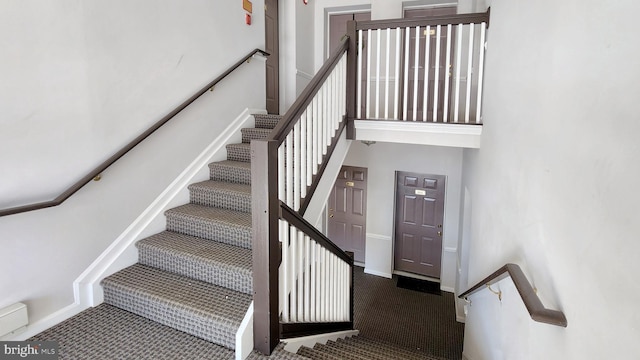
top-left (296, 335), bottom-right (445, 360)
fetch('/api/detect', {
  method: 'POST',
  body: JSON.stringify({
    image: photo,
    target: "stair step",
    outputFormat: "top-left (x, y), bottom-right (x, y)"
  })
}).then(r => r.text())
top-left (311, 343), bottom-right (371, 360)
top-left (297, 346), bottom-right (343, 360)
top-left (101, 264), bottom-right (251, 349)
top-left (226, 143), bottom-right (251, 162)
top-left (247, 343), bottom-right (312, 360)
top-left (136, 231), bottom-right (253, 295)
top-left (242, 127), bottom-right (272, 143)
top-left (209, 160), bottom-right (252, 185)
top-left (337, 337), bottom-right (439, 360)
top-left (189, 180), bottom-right (251, 213)
top-left (165, 204), bottom-right (252, 249)
top-left (254, 113), bottom-right (282, 129)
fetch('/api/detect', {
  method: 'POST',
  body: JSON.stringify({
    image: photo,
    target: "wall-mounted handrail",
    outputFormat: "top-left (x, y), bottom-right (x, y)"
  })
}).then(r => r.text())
top-left (459, 263), bottom-right (567, 327)
top-left (0, 48), bottom-right (269, 218)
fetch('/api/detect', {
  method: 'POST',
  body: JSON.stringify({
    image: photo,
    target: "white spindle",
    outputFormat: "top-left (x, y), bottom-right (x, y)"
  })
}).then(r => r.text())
top-left (423, 25), bottom-right (431, 122)
top-left (443, 24), bottom-right (452, 123)
top-left (293, 121), bottom-right (300, 210)
top-left (289, 225), bottom-right (297, 321)
top-left (310, 241), bottom-right (316, 322)
top-left (281, 220), bottom-right (289, 321)
top-left (412, 26), bottom-right (420, 121)
top-left (384, 28), bottom-right (390, 119)
top-left (300, 111), bottom-right (307, 199)
top-left (433, 25), bottom-right (441, 122)
top-left (375, 29), bottom-right (381, 119)
top-left (306, 105), bottom-right (313, 186)
top-left (304, 235), bottom-right (310, 321)
top-left (454, 23), bottom-right (463, 123)
top-left (465, 24), bottom-right (475, 123)
top-left (366, 29), bottom-right (372, 119)
top-left (312, 97), bottom-right (318, 174)
top-left (394, 27), bottom-right (400, 120)
top-left (403, 26), bottom-right (410, 121)
top-left (297, 230), bottom-right (304, 321)
top-left (278, 145), bottom-right (284, 202)
top-left (357, 29), bottom-right (363, 119)
top-left (476, 23), bottom-right (486, 124)
top-left (285, 133), bottom-right (293, 207)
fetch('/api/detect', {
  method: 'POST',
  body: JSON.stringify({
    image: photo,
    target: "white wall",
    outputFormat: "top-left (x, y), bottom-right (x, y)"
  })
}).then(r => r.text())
top-left (0, 0), bottom-right (265, 329)
top-left (460, 0), bottom-right (640, 359)
top-left (343, 141), bottom-right (462, 289)
top-left (295, 0), bottom-right (315, 95)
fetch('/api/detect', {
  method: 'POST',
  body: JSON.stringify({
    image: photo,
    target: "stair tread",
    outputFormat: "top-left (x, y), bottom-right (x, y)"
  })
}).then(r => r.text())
top-left (311, 343), bottom-right (372, 360)
top-left (208, 160), bottom-right (252, 185)
top-left (189, 180), bottom-right (251, 195)
top-left (102, 264), bottom-right (251, 348)
top-left (254, 114), bottom-right (282, 129)
top-left (338, 337), bottom-right (440, 360)
top-left (297, 346), bottom-right (342, 360)
top-left (166, 203), bottom-right (251, 227)
top-left (241, 127), bottom-right (272, 143)
top-left (136, 231), bottom-right (252, 294)
top-left (165, 203), bottom-right (252, 249)
top-left (226, 143), bottom-right (251, 162)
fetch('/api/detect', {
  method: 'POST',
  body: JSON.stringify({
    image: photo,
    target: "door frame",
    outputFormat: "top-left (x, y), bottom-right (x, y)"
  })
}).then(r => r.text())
top-left (391, 170), bottom-right (447, 281)
top-left (324, 6), bottom-right (371, 60)
top-left (265, 0), bottom-right (280, 114)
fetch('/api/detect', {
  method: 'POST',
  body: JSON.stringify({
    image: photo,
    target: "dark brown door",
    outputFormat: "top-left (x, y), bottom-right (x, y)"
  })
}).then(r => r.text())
top-left (329, 12), bottom-right (370, 117)
top-left (265, 0), bottom-right (279, 114)
top-left (328, 166), bottom-right (367, 263)
top-left (394, 171), bottom-right (445, 278)
top-left (403, 7), bottom-right (456, 121)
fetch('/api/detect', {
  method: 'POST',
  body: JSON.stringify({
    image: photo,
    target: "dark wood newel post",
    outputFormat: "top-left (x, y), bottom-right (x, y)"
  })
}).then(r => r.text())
top-left (345, 251), bottom-right (355, 329)
top-left (346, 20), bottom-right (357, 140)
top-left (251, 139), bottom-right (280, 355)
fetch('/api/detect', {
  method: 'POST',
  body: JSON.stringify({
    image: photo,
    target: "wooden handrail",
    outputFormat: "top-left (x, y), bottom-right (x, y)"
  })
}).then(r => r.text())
top-left (0, 48), bottom-right (269, 218)
top-left (459, 263), bottom-right (567, 327)
top-left (280, 202), bottom-right (354, 265)
top-left (356, 8), bottom-right (490, 31)
top-left (268, 38), bottom-right (349, 144)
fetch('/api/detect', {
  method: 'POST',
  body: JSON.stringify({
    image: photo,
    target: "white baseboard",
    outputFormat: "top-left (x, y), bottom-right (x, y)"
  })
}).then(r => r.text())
top-left (236, 302), bottom-right (254, 360)
top-left (282, 330), bottom-right (359, 353)
top-left (1, 303), bottom-right (86, 341)
top-left (74, 108), bottom-right (265, 308)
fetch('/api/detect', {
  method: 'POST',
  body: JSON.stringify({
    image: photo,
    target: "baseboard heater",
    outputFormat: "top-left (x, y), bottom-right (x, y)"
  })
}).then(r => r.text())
top-left (0, 303), bottom-right (28, 338)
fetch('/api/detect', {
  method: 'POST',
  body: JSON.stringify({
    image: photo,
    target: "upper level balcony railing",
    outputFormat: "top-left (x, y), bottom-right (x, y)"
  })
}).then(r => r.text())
top-left (346, 10), bottom-right (490, 125)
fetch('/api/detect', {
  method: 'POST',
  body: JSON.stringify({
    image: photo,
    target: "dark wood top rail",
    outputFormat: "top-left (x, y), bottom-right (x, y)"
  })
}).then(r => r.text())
top-left (459, 263), bottom-right (567, 327)
top-left (280, 201), bottom-right (354, 265)
top-left (0, 48), bottom-right (269, 218)
top-left (268, 37), bottom-right (349, 144)
top-left (356, 8), bottom-right (490, 31)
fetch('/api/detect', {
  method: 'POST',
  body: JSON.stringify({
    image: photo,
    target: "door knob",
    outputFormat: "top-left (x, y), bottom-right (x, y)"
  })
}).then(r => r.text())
top-left (437, 231), bottom-right (442, 236)
top-left (329, 214), bottom-right (334, 218)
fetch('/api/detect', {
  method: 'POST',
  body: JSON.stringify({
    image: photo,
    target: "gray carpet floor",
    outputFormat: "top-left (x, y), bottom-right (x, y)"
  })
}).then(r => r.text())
top-left (353, 266), bottom-right (464, 360)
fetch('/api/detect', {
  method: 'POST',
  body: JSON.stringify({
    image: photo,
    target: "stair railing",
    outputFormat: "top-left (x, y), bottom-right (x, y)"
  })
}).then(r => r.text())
top-left (252, 37), bottom-right (354, 355)
top-left (0, 48), bottom-right (268, 218)
top-left (345, 9), bottom-right (490, 128)
top-left (459, 263), bottom-right (567, 327)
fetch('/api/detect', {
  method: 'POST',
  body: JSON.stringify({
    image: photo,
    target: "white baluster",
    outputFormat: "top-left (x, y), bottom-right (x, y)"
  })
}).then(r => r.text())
top-left (300, 111), bottom-right (307, 200)
top-left (443, 24), bottom-right (453, 123)
top-left (412, 26), bottom-right (420, 121)
top-left (394, 27), bottom-right (401, 120)
top-left (476, 23), bottom-right (486, 124)
top-left (403, 26), bottom-right (410, 121)
top-left (384, 28), bottom-right (391, 119)
top-left (304, 235), bottom-right (310, 321)
top-left (281, 220), bottom-right (289, 322)
top-left (297, 230), bottom-right (304, 321)
top-left (366, 29), bottom-right (372, 119)
top-left (289, 225), bottom-right (297, 321)
top-left (433, 25), bottom-right (441, 122)
top-left (454, 23), bottom-right (463, 123)
top-left (285, 133), bottom-right (293, 207)
top-left (423, 25), bottom-right (431, 122)
top-left (306, 104), bottom-right (313, 186)
top-left (465, 23), bottom-right (475, 123)
top-left (293, 121), bottom-right (300, 211)
top-left (357, 29), bottom-right (363, 119)
top-left (375, 29), bottom-right (381, 119)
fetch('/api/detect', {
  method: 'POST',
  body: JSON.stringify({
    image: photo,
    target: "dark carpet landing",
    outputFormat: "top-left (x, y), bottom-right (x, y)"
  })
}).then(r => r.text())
top-left (354, 267), bottom-right (464, 360)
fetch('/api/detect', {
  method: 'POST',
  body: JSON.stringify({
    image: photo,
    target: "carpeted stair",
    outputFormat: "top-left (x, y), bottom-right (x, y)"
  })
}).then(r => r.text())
top-left (31, 114), bottom-right (308, 359)
top-left (297, 335), bottom-right (445, 360)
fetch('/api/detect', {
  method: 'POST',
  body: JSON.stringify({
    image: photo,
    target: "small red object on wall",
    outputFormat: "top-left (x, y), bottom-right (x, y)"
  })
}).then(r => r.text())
top-left (246, 13), bottom-right (252, 25)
